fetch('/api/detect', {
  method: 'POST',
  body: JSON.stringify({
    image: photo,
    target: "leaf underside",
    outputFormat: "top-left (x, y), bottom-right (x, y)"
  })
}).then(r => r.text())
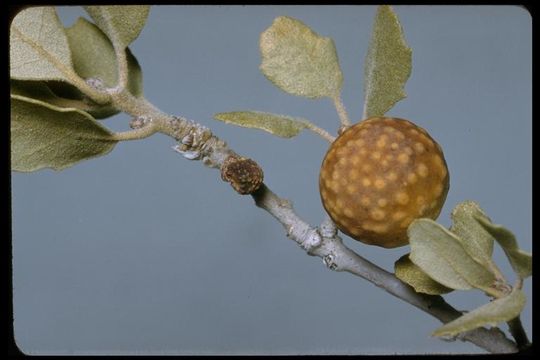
top-left (10, 7), bottom-right (75, 83)
top-left (84, 5), bottom-right (150, 49)
top-left (474, 215), bottom-right (532, 280)
top-left (214, 111), bottom-right (309, 138)
top-left (408, 219), bottom-right (496, 291)
top-left (11, 95), bottom-right (117, 172)
top-left (66, 17), bottom-right (143, 97)
top-left (433, 287), bottom-right (526, 337)
top-left (363, 5), bottom-right (412, 118)
top-left (395, 254), bottom-right (453, 295)
top-left (259, 16), bottom-right (343, 99)
top-left (449, 201), bottom-right (496, 270)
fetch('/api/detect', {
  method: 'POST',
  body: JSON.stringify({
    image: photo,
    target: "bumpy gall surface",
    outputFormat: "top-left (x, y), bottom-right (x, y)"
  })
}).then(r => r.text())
top-left (319, 117), bottom-right (449, 248)
top-left (221, 155), bottom-right (264, 195)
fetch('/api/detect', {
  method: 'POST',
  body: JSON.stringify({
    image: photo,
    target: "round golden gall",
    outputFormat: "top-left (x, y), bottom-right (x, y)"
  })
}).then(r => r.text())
top-left (319, 117), bottom-right (449, 248)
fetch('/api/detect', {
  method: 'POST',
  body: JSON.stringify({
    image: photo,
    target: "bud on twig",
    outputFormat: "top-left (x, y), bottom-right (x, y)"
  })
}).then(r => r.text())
top-left (129, 115), bottom-right (152, 129)
top-left (85, 77), bottom-right (105, 91)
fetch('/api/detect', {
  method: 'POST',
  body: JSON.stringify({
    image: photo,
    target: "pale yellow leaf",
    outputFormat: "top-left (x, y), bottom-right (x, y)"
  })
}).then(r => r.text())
top-left (260, 16), bottom-right (343, 99)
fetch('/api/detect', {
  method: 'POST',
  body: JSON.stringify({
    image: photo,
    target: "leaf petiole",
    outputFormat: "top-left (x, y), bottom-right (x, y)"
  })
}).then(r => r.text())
top-left (302, 121), bottom-right (336, 143)
top-left (332, 95), bottom-right (352, 128)
top-left (111, 121), bottom-right (159, 141)
top-left (111, 44), bottom-right (129, 93)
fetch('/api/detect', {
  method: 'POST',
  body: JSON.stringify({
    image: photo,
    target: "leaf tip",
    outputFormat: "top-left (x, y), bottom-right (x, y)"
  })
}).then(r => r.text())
top-left (431, 328), bottom-right (450, 338)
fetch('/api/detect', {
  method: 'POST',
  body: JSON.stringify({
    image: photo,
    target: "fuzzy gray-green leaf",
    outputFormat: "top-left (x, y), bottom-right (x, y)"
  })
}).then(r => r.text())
top-left (10, 7), bottom-right (75, 82)
top-left (395, 254), bottom-right (453, 295)
top-left (450, 201), bottom-right (496, 270)
top-left (408, 219), bottom-right (496, 291)
top-left (66, 17), bottom-right (143, 97)
top-left (363, 5), bottom-right (412, 118)
top-left (84, 6), bottom-right (150, 49)
top-left (474, 216), bottom-right (532, 280)
top-left (11, 95), bottom-right (117, 172)
top-left (433, 287), bottom-right (526, 337)
top-left (259, 16), bottom-right (343, 99)
top-left (214, 111), bottom-right (309, 138)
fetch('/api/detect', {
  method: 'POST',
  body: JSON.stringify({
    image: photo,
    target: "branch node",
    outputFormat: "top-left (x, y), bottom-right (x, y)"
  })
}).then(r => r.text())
top-left (171, 119), bottom-right (214, 161)
top-left (337, 125), bottom-right (350, 136)
top-left (181, 133), bottom-right (194, 147)
top-left (319, 216), bottom-right (338, 238)
top-left (202, 156), bottom-right (213, 167)
top-left (323, 253), bottom-right (338, 271)
top-left (172, 145), bottom-right (201, 160)
top-left (301, 229), bottom-right (323, 255)
top-left (279, 198), bottom-right (293, 209)
top-left (491, 280), bottom-right (512, 297)
top-left (129, 115), bottom-right (152, 129)
top-left (85, 77), bottom-right (105, 91)
top-left (285, 224), bottom-right (293, 238)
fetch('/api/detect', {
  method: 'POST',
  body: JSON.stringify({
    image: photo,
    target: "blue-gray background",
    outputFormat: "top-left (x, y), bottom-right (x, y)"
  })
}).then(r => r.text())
top-left (12, 5), bottom-right (532, 355)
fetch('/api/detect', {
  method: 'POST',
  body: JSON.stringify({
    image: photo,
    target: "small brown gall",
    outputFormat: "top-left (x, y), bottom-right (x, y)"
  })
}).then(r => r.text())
top-left (221, 155), bottom-right (264, 195)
